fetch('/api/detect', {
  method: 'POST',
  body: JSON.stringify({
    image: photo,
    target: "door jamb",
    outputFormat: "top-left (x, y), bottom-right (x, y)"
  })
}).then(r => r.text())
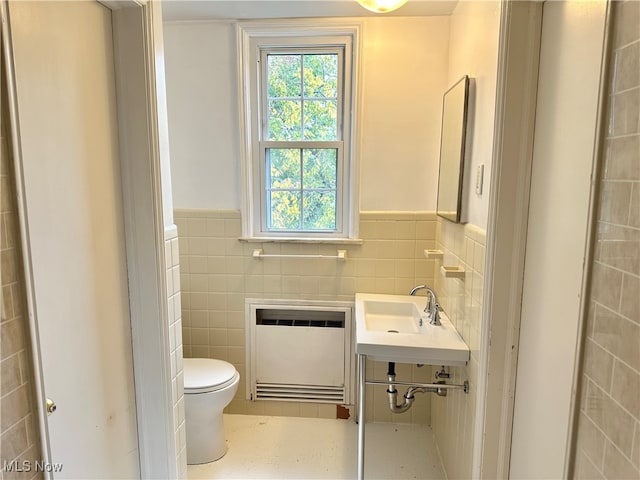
top-left (564, 2), bottom-right (613, 476)
top-left (0, 2), bottom-right (52, 468)
top-left (473, 1), bottom-right (543, 477)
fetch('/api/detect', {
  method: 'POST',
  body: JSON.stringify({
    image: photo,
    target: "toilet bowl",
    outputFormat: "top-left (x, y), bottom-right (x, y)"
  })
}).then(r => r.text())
top-left (183, 358), bottom-right (240, 464)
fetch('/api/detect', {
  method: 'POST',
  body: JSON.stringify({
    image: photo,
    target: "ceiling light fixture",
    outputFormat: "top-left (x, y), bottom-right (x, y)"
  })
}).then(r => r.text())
top-left (355, 0), bottom-right (409, 14)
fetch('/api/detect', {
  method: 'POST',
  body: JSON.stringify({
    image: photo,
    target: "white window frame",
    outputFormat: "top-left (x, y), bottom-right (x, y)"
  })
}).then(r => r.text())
top-left (237, 21), bottom-right (362, 242)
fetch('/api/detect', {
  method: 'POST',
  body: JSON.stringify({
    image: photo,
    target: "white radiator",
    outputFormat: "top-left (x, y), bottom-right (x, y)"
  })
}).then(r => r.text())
top-left (245, 299), bottom-right (354, 404)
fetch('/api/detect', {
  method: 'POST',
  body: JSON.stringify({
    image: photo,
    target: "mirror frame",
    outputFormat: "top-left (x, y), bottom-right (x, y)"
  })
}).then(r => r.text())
top-left (436, 75), bottom-right (470, 223)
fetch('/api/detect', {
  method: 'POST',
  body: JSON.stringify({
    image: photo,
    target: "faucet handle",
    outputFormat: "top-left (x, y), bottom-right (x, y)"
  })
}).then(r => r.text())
top-left (426, 289), bottom-right (436, 315)
top-left (429, 303), bottom-right (441, 326)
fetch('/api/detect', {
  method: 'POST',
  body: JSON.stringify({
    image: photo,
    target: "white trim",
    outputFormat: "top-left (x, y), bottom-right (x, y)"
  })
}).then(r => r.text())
top-left (239, 236), bottom-right (363, 245)
top-left (359, 211), bottom-right (437, 221)
top-left (0, 2), bottom-right (52, 473)
top-left (111, 2), bottom-right (177, 477)
top-left (1, 1), bottom-right (177, 478)
top-left (164, 224), bottom-right (178, 241)
top-left (475, 2), bottom-right (542, 478)
top-left (564, 2), bottom-right (613, 476)
top-left (98, 0), bottom-right (145, 10)
top-left (237, 19), bottom-right (362, 241)
top-left (164, 18), bottom-right (236, 27)
top-left (175, 208), bottom-right (241, 219)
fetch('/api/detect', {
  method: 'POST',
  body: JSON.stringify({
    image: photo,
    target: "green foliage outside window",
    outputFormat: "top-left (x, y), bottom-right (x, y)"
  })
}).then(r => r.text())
top-left (267, 148), bottom-right (337, 230)
top-left (265, 52), bottom-right (340, 232)
top-left (267, 53), bottom-right (338, 141)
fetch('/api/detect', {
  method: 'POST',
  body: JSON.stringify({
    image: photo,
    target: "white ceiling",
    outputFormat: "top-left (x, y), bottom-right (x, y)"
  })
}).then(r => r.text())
top-left (161, 0), bottom-right (459, 21)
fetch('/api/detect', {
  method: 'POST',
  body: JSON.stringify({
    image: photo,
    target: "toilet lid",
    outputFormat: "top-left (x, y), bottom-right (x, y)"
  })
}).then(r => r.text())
top-left (183, 358), bottom-right (238, 393)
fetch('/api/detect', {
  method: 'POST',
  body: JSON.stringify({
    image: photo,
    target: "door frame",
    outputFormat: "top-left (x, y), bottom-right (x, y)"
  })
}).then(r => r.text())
top-left (477, 2), bottom-right (614, 477)
top-left (564, 2), bottom-right (613, 475)
top-left (472, 1), bottom-right (543, 477)
top-left (0, 1), bottom-right (176, 478)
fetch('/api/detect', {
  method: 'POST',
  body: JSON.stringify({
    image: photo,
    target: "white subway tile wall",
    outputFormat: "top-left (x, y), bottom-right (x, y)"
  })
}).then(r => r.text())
top-left (1, 117), bottom-right (42, 479)
top-left (165, 230), bottom-right (188, 479)
top-left (574, 2), bottom-right (640, 478)
top-left (430, 217), bottom-right (485, 479)
top-left (175, 210), bottom-right (438, 424)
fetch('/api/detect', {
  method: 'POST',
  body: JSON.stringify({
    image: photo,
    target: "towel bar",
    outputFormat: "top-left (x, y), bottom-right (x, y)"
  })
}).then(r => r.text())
top-left (252, 249), bottom-right (347, 260)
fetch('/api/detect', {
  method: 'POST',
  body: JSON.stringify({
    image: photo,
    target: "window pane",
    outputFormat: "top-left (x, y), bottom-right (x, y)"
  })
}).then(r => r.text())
top-left (267, 54), bottom-right (301, 98)
top-left (268, 191), bottom-right (302, 230)
top-left (268, 149), bottom-right (301, 188)
top-left (268, 100), bottom-right (302, 141)
top-left (303, 100), bottom-right (337, 140)
top-left (303, 191), bottom-right (336, 230)
top-left (303, 54), bottom-right (338, 98)
top-left (303, 149), bottom-right (337, 189)
top-left (257, 46), bottom-right (346, 236)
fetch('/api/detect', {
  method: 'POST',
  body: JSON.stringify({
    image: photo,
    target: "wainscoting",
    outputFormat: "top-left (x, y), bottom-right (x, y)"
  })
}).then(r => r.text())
top-left (175, 210), bottom-right (438, 424)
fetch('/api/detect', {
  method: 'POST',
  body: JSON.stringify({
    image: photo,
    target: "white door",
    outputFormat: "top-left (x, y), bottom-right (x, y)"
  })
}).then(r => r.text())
top-left (8, 1), bottom-right (140, 477)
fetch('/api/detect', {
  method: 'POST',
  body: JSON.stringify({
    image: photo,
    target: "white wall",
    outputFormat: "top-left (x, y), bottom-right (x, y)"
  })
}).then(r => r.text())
top-left (446, 1), bottom-right (500, 229)
top-left (164, 21), bottom-right (241, 209)
top-left (152, 0), bottom-right (176, 228)
top-left (358, 17), bottom-right (449, 211)
top-left (510, 2), bottom-right (607, 477)
top-left (163, 17), bottom-right (450, 211)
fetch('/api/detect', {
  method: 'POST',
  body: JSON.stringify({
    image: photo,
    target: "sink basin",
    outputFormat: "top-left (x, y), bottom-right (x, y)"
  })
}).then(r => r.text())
top-left (355, 293), bottom-right (470, 365)
top-left (363, 300), bottom-right (423, 333)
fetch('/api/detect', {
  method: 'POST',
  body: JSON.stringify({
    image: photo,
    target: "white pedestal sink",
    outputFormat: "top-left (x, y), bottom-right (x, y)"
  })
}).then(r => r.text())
top-left (355, 293), bottom-right (470, 365)
top-left (354, 293), bottom-right (470, 480)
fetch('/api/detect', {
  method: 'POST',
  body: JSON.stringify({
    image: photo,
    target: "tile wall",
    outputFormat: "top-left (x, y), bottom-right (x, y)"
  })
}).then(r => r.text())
top-left (573, 1), bottom-right (640, 478)
top-left (430, 217), bottom-right (485, 479)
top-left (0, 104), bottom-right (42, 478)
top-left (164, 229), bottom-right (188, 478)
top-left (175, 210), bottom-right (438, 423)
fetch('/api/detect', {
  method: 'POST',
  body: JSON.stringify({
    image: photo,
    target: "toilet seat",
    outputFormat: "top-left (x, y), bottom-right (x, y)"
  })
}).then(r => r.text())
top-left (184, 358), bottom-right (239, 394)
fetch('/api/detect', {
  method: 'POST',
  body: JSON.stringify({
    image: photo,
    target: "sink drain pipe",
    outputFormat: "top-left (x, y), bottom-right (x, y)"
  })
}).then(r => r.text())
top-left (386, 362), bottom-right (447, 414)
top-left (386, 362), bottom-right (411, 413)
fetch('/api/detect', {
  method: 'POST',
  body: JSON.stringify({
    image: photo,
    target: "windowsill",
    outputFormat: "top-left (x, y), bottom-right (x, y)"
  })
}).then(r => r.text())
top-left (238, 237), bottom-right (364, 245)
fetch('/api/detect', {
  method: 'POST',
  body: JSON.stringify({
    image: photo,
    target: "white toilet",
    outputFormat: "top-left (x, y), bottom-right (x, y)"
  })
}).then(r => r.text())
top-left (183, 358), bottom-right (240, 464)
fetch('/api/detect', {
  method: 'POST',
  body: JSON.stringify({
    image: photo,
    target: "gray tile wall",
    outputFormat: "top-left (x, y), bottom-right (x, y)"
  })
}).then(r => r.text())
top-left (574, 2), bottom-right (640, 478)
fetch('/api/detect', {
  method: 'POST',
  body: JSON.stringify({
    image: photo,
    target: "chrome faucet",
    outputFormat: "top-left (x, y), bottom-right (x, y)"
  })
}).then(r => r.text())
top-left (409, 285), bottom-right (441, 325)
top-left (409, 284), bottom-right (426, 296)
top-left (431, 303), bottom-right (441, 326)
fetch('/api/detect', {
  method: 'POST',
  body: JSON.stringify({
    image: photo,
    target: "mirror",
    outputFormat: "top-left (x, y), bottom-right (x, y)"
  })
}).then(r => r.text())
top-left (436, 75), bottom-right (470, 223)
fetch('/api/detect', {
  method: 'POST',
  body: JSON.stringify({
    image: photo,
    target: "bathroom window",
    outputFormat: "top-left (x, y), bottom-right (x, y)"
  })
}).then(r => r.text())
top-left (238, 23), bottom-right (360, 241)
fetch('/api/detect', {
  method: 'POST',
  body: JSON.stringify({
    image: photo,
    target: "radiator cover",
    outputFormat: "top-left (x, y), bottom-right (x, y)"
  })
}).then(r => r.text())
top-left (246, 299), bottom-right (354, 404)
